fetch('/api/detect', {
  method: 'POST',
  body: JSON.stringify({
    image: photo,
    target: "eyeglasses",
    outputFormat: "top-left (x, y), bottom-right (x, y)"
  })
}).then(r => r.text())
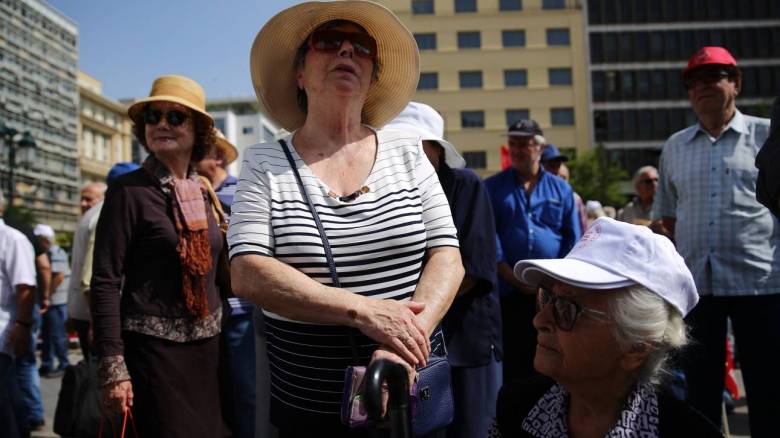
top-left (536, 285), bottom-right (610, 331)
top-left (639, 177), bottom-right (659, 185)
top-left (683, 68), bottom-right (732, 89)
top-left (308, 29), bottom-right (377, 59)
top-left (143, 108), bottom-right (189, 127)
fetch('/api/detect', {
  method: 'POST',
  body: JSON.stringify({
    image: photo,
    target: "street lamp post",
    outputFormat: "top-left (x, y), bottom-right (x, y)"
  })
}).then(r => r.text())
top-left (0, 120), bottom-right (37, 208)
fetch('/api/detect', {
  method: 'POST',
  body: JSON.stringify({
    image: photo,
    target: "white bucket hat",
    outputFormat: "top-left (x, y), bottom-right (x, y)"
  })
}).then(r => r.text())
top-left (513, 217), bottom-right (698, 317)
top-left (383, 102), bottom-right (466, 169)
top-left (33, 224), bottom-right (55, 239)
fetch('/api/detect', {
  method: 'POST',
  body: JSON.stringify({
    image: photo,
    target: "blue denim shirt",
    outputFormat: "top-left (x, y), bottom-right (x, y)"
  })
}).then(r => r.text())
top-left (485, 168), bottom-right (581, 295)
top-left (654, 110), bottom-right (779, 296)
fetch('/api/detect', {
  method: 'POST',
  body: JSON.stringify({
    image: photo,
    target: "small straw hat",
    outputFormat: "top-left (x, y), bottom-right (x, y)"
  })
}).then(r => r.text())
top-left (127, 75), bottom-right (213, 126)
top-left (250, 1), bottom-right (419, 131)
top-left (214, 129), bottom-right (238, 164)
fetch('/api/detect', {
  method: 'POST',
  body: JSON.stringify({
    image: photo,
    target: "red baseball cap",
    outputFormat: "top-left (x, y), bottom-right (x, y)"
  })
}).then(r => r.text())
top-left (683, 46), bottom-right (738, 77)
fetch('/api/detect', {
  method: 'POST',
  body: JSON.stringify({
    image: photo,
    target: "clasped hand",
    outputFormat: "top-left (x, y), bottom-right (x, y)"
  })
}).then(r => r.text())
top-left (356, 299), bottom-right (430, 367)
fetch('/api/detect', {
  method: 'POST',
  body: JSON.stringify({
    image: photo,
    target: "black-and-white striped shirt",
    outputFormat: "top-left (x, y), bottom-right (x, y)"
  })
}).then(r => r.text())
top-left (227, 128), bottom-right (458, 425)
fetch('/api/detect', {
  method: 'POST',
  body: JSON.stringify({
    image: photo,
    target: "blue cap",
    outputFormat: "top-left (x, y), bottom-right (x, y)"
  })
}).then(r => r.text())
top-left (541, 144), bottom-right (568, 163)
top-left (107, 162), bottom-right (141, 183)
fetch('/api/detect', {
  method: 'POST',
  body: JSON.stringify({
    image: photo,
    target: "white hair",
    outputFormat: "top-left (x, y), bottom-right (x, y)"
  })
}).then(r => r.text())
top-left (609, 284), bottom-right (688, 385)
top-left (632, 165), bottom-right (658, 187)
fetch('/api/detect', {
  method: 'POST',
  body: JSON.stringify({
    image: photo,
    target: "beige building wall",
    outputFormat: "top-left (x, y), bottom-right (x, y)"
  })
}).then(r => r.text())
top-left (77, 71), bottom-right (133, 182)
top-left (378, 0), bottom-right (590, 176)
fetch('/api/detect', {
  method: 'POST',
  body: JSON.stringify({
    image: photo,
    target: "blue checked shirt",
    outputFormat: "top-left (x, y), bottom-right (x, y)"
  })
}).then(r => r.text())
top-left (654, 110), bottom-right (779, 296)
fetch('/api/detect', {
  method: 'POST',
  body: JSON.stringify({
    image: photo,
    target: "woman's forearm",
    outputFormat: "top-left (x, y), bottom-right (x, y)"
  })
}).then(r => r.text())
top-left (411, 246), bottom-right (464, 335)
top-left (231, 254), bottom-right (370, 327)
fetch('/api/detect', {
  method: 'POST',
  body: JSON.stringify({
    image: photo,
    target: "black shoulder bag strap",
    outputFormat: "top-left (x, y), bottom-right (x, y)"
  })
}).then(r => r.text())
top-left (279, 139), bottom-right (361, 360)
top-left (278, 139), bottom-right (340, 288)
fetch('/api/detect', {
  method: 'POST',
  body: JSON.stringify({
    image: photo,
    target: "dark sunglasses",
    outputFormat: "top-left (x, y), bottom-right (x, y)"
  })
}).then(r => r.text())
top-left (683, 68), bottom-right (732, 89)
top-left (143, 108), bottom-right (189, 127)
top-left (536, 285), bottom-right (609, 331)
top-left (639, 177), bottom-right (659, 185)
top-left (308, 29), bottom-right (377, 59)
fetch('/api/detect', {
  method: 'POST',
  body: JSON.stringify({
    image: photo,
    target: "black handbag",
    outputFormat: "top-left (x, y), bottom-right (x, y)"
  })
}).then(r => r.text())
top-left (54, 357), bottom-right (122, 437)
top-left (278, 139), bottom-right (454, 436)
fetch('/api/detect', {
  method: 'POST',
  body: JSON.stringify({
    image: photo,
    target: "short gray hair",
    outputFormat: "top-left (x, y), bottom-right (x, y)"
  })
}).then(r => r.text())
top-left (633, 165), bottom-right (658, 187)
top-left (609, 284), bottom-right (688, 386)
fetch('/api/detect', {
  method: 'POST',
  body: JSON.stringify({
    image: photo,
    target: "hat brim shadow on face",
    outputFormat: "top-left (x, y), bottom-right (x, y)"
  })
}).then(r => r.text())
top-left (250, 1), bottom-right (420, 132)
top-left (514, 259), bottom-right (636, 291)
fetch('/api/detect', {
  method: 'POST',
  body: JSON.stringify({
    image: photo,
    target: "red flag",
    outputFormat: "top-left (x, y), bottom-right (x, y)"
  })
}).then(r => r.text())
top-left (500, 145), bottom-right (511, 170)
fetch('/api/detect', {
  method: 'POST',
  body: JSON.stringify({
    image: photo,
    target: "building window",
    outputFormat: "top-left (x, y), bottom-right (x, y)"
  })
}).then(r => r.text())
top-left (551, 108), bottom-right (575, 125)
top-left (414, 33), bottom-right (437, 50)
top-left (418, 72), bottom-right (439, 90)
top-left (546, 28), bottom-right (570, 46)
top-left (502, 30), bottom-right (526, 48)
top-left (463, 151), bottom-right (487, 169)
top-left (543, 0), bottom-right (566, 9)
top-left (457, 31), bottom-right (481, 49)
top-left (214, 118), bottom-right (225, 133)
top-left (459, 71), bottom-right (483, 88)
top-left (506, 109), bottom-right (530, 126)
top-left (504, 69), bottom-right (528, 87)
top-left (455, 0), bottom-right (477, 13)
top-left (548, 68), bottom-right (573, 85)
top-left (412, 0), bottom-right (434, 14)
top-left (461, 111), bottom-right (485, 128)
top-left (500, 0), bottom-right (522, 11)
top-left (242, 126), bottom-right (254, 135)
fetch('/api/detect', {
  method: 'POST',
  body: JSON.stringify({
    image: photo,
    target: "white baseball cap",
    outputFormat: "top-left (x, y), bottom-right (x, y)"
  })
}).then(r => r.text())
top-left (33, 224), bottom-right (55, 239)
top-left (513, 217), bottom-right (698, 317)
top-left (384, 101), bottom-right (466, 169)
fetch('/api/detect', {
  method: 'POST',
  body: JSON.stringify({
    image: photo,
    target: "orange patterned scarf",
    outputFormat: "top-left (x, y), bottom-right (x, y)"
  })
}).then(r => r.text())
top-left (172, 178), bottom-right (212, 318)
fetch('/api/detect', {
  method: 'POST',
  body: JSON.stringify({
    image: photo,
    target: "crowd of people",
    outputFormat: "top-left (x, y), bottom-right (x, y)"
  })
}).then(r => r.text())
top-left (1, 1), bottom-right (779, 438)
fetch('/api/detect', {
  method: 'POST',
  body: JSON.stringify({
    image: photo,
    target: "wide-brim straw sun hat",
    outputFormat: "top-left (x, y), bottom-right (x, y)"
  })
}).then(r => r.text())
top-left (214, 128), bottom-right (238, 164)
top-left (127, 75), bottom-right (213, 126)
top-left (250, 1), bottom-right (420, 131)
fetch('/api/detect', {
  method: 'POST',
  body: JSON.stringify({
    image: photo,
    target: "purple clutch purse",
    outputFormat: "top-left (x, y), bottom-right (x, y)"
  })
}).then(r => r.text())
top-left (341, 365), bottom-right (373, 428)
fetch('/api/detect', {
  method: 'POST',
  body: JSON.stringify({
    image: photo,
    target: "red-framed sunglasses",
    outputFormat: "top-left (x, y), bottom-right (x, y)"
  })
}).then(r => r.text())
top-left (308, 29), bottom-right (378, 60)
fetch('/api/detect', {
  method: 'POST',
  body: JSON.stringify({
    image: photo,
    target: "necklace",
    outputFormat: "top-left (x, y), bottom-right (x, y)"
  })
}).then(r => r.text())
top-left (328, 186), bottom-right (370, 203)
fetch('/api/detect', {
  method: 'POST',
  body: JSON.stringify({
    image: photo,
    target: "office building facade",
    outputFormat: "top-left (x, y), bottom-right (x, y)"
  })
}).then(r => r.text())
top-left (0, 0), bottom-right (80, 231)
top-left (587, 0), bottom-right (780, 175)
top-left (379, 0), bottom-right (590, 176)
top-left (207, 98), bottom-right (282, 177)
top-left (78, 71), bottom-right (133, 183)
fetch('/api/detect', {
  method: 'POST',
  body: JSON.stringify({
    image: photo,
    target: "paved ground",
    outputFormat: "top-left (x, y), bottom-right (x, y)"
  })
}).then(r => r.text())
top-left (31, 347), bottom-right (752, 437)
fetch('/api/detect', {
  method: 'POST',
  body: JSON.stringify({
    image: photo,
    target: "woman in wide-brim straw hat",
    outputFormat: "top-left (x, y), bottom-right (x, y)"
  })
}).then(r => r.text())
top-left (91, 75), bottom-right (228, 437)
top-left (229, 1), bottom-right (464, 434)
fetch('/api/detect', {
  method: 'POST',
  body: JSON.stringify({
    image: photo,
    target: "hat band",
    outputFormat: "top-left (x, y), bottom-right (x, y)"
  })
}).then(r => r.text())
top-left (149, 84), bottom-right (206, 112)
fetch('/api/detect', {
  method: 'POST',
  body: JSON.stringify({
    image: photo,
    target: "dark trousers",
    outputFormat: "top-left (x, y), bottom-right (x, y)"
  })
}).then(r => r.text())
top-left (0, 353), bottom-right (21, 438)
top-left (682, 294), bottom-right (780, 437)
top-left (70, 318), bottom-right (91, 360)
top-left (446, 355), bottom-right (502, 438)
top-left (41, 304), bottom-right (70, 372)
top-left (223, 310), bottom-right (255, 438)
top-left (500, 293), bottom-right (538, 383)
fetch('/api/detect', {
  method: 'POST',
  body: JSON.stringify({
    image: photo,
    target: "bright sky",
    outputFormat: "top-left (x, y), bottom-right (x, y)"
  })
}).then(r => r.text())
top-left (47, 0), bottom-right (301, 101)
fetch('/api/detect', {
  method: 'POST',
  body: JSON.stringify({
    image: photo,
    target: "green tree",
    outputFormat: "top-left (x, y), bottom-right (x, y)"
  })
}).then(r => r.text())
top-left (567, 144), bottom-right (627, 208)
top-left (3, 204), bottom-right (37, 226)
